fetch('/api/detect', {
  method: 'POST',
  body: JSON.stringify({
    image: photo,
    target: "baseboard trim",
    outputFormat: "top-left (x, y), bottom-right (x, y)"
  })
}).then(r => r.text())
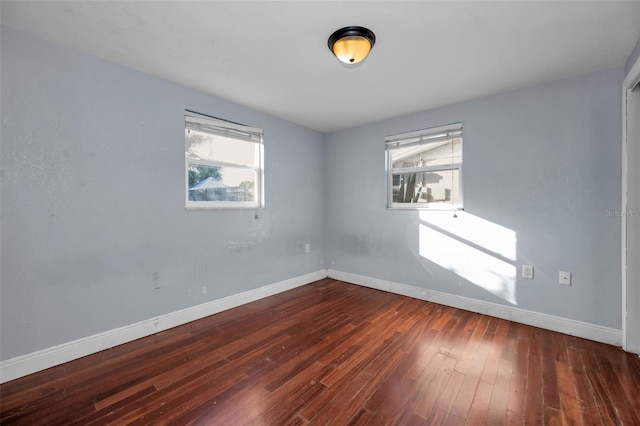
top-left (0, 269), bottom-right (328, 384)
top-left (327, 269), bottom-right (621, 346)
top-left (2, 268), bottom-right (622, 383)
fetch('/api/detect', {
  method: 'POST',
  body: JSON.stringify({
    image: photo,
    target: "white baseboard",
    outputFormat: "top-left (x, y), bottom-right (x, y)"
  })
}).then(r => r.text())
top-left (327, 269), bottom-right (621, 346)
top-left (0, 270), bottom-right (328, 384)
top-left (2, 268), bottom-right (622, 384)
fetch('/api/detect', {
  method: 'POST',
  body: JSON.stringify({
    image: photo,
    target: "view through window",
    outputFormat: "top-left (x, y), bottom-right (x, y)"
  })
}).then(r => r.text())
top-left (185, 111), bottom-right (264, 209)
top-left (386, 122), bottom-right (462, 210)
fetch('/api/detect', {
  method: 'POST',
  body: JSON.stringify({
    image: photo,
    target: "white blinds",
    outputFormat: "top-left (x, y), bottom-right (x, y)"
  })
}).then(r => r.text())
top-left (385, 122), bottom-right (462, 149)
top-left (185, 110), bottom-right (263, 143)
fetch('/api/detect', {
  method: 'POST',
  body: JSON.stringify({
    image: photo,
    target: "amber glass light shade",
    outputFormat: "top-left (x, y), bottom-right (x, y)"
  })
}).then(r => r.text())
top-left (328, 26), bottom-right (376, 65)
top-left (331, 36), bottom-right (372, 64)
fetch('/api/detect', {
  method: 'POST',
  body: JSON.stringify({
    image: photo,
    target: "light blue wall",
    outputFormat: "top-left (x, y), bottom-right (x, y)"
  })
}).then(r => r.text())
top-left (0, 26), bottom-right (325, 360)
top-left (325, 66), bottom-right (624, 328)
top-left (0, 23), bottom-right (628, 361)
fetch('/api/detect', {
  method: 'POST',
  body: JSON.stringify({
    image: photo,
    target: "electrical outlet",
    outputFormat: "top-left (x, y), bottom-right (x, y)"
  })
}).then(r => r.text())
top-left (559, 271), bottom-right (571, 286)
top-left (305, 243), bottom-right (310, 253)
top-left (522, 265), bottom-right (534, 279)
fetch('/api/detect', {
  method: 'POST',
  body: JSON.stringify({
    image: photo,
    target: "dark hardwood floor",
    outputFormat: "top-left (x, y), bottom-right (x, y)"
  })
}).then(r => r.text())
top-left (1, 278), bottom-right (639, 425)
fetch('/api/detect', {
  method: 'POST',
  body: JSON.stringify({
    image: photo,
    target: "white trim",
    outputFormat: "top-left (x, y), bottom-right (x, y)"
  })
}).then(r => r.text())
top-left (185, 200), bottom-right (262, 210)
top-left (327, 269), bottom-right (621, 346)
top-left (386, 124), bottom-right (463, 210)
top-left (622, 86), bottom-right (628, 351)
top-left (393, 163), bottom-right (462, 174)
top-left (2, 267), bottom-right (625, 384)
top-left (622, 54), bottom-right (640, 353)
top-left (185, 110), bottom-right (263, 135)
top-left (0, 270), bottom-right (327, 384)
top-left (385, 122), bottom-right (463, 144)
top-left (186, 158), bottom-right (257, 170)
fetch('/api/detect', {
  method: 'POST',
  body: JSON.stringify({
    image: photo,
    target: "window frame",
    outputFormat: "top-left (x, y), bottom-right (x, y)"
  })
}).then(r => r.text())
top-left (385, 122), bottom-right (463, 210)
top-left (185, 110), bottom-right (264, 210)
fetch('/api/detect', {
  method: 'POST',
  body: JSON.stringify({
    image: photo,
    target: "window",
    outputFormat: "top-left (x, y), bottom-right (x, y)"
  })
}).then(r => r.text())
top-left (386, 122), bottom-right (462, 210)
top-left (185, 110), bottom-right (264, 209)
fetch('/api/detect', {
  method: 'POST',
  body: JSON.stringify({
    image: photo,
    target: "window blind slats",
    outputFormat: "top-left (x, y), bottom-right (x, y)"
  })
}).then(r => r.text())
top-left (185, 157), bottom-right (257, 170)
top-left (185, 122), bottom-right (262, 143)
top-left (185, 111), bottom-right (263, 143)
top-left (391, 163), bottom-right (462, 174)
top-left (385, 123), bottom-right (462, 148)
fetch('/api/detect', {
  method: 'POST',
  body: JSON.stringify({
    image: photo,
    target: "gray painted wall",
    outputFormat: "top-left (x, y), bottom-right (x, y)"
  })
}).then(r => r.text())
top-left (626, 37), bottom-right (640, 76)
top-left (0, 26), bottom-right (325, 360)
top-left (0, 23), bottom-right (628, 362)
top-left (325, 66), bottom-right (624, 329)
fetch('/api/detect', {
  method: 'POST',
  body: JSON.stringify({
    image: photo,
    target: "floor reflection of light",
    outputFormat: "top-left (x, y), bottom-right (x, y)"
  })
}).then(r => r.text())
top-left (418, 211), bottom-right (518, 305)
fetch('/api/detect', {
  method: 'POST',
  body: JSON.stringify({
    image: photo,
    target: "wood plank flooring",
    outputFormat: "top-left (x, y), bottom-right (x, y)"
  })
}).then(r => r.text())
top-left (1, 278), bottom-right (639, 425)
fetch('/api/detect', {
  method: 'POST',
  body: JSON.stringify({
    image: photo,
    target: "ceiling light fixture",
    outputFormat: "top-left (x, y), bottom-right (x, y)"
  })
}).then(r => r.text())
top-left (328, 26), bottom-right (376, 65)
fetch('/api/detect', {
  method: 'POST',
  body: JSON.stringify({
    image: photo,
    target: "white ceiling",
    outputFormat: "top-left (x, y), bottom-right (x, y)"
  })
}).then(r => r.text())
top-left (1, 1), bottom-right (639, 133)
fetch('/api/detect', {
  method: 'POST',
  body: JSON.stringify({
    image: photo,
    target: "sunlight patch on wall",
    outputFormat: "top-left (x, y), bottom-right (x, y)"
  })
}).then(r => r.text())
top-left (418, 211), bottom-right (518, 305)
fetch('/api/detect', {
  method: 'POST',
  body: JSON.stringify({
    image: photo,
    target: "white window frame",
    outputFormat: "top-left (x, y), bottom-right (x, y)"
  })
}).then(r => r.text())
top-left (386, 122), bottom-right (463, 210)
top-left (185, 110), bottom-right (264, 210)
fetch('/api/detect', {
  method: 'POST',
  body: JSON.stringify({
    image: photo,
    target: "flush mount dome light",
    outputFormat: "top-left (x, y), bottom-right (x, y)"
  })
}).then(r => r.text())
top-left (328, 26), bottom-right (376, 65)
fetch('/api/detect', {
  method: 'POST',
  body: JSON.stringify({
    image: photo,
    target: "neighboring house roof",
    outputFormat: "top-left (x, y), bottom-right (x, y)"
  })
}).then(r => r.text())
top-left (189, 177), bottom-right (229, 190)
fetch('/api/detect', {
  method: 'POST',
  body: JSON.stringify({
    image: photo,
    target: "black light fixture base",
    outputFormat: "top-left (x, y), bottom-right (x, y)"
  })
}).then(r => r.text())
top-left (327, 26), bottom-right (376, 52)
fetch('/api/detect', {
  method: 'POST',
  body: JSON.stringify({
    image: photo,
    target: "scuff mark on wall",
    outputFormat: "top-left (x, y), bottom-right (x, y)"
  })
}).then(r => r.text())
top-left (223, 212), bottom-right (271, 250)
top-left (151, 272), bottom-right (160, 290)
